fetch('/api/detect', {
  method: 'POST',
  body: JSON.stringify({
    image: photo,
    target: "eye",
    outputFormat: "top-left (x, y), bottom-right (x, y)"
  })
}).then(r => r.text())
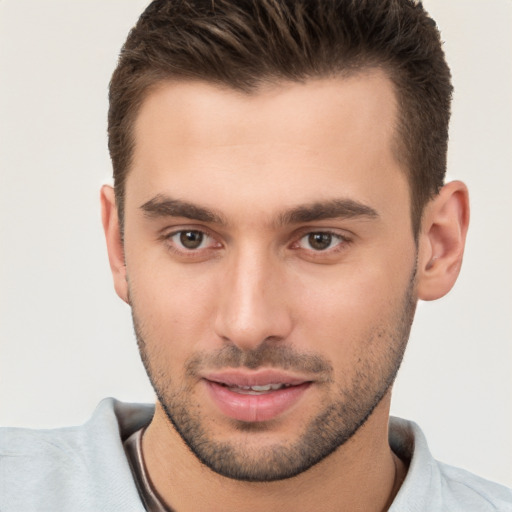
top-left (168, 230), bottom-right (214, 250)
top-left (160, 228), bottom-right (223, 261)
top-left (297, 232), bottom-right (347, 251)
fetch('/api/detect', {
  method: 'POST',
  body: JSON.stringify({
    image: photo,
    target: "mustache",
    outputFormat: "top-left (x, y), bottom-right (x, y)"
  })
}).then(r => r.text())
top-left (185, 342), bottom-right (334, 380)
top-left (131, 307), bottom-right (333, 380)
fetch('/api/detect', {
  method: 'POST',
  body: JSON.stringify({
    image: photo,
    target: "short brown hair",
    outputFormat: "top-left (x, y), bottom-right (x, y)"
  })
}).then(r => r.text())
top-left (108, 0), bottom-right (452, 234)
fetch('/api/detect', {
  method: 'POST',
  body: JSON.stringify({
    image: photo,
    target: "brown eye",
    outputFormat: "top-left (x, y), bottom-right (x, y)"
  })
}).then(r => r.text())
top-left (179, 230), bottom-right (204, 249)
top-left (307, 233), bottom-right (333, 251)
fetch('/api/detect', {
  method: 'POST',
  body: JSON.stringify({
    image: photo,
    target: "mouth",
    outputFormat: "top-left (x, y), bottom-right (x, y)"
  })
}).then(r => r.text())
top-left (215, 382), bottom-right (297, 395)
top-left (203, 370), bottom-right (313, 422)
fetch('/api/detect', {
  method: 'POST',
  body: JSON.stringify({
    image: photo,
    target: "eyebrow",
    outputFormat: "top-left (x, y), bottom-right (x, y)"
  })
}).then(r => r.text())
top-left (141, 195), bottom-right (226, 224)
top-left (140, 195), bottom-right (379, 226)
top-left (277, 199), bottom-right (379, 225)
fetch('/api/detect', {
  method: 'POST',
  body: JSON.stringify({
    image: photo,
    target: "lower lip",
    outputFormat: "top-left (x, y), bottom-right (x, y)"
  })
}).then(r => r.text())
top-left (204, 381), bottom-right (311, 422)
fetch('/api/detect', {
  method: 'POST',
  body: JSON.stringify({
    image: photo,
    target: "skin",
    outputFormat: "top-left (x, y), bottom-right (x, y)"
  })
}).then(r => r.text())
top-left (102, 70), bottom-right (469, 511)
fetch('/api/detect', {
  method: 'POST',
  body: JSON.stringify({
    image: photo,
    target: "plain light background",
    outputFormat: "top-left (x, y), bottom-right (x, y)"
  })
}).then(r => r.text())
top-left (1, 0), bottom-right (511, 488)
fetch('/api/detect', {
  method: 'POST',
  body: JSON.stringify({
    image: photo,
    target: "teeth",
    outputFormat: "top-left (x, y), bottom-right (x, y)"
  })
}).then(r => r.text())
top-left (226, 383), bottom-right (290, 393)
top-left (251, 384), bottom-right (284, 391)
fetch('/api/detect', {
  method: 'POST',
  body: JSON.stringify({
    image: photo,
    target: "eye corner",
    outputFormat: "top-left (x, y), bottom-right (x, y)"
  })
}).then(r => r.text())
top-left (296, 230), bottom-right (350, 251)
top-left (158, 226), bottom-right (224, 261)
top-left (287, 228), bottom-right (355, 263)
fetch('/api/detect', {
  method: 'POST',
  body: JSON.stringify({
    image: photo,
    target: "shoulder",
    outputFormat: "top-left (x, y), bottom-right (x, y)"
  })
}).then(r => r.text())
top-left (389, 417), bottom-right (512, 511)
top-left (437, 461), bottom-right (512, 511)
top-left (0, 398), bottom-right (154, 512)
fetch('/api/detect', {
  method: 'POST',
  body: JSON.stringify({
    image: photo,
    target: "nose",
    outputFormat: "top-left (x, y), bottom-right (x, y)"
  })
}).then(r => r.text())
top-left (214, 247), bottom-right (294, 351)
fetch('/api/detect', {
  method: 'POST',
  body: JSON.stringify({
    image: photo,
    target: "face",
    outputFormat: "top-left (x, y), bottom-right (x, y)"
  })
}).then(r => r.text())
top-left (122, 72), bottom-right (418, 481)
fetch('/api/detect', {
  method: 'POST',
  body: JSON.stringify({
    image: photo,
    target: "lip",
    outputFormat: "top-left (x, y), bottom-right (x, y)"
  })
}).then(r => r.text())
top-left (203, 370), bottom-right (313, 423)
top-left (205, 369), bottom-right (310, 388)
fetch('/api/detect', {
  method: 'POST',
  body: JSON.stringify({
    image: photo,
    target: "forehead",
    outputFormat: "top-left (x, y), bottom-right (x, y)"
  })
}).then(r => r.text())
top-left (133, 70), bottom-right (398, 151)
top-left (127, 71), bottom-right (409, 223)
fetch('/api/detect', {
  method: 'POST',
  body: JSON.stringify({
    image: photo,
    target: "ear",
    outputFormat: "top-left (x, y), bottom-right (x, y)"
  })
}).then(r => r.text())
top-left (416, 181), bottom-right (470, 301)
top-left (100, 185), bottom-right (129, 304)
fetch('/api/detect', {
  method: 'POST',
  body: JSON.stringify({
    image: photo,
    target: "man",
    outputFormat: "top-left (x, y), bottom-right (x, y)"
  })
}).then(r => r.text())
top-left (1, 1), bottom-right (511, 510)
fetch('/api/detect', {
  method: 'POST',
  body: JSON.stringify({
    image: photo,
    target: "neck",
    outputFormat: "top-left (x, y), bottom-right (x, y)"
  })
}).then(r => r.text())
top-left (142, 393), bottom-right (406, 512)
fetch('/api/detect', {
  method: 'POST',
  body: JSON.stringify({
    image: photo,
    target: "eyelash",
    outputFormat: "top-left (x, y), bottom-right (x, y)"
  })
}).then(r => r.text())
top-left (292, 230), bottom-right (350, 253)
top-left (161, 229), bottom-right (221, 258)
top-left (160, 228), bottom-right (351, 258)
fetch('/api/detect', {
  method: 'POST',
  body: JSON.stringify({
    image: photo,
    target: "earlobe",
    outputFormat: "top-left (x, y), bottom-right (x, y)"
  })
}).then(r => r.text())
top-left (100, 185), bottom-right (129, 304)
top-left (416, 181), bottom-right (470, 301)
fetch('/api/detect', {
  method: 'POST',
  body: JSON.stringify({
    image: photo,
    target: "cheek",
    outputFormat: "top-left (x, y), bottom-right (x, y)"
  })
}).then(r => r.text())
top-left (290, 257), bottom-right (414, 356)
top-left (127, 258), bottom-right (222, 357)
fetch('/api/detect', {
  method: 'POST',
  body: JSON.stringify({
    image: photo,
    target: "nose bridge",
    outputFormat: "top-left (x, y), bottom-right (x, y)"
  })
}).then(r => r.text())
top-left (214, 243), bottom-right (292, 350)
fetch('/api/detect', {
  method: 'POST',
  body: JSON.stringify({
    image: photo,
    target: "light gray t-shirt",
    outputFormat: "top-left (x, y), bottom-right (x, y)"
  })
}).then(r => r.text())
top-left (1, 398), bottom-right (511, 511)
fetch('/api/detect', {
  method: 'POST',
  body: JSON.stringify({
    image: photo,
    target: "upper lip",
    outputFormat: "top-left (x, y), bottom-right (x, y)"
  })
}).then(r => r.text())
top-left (203, 369), bottom-right (312, 387)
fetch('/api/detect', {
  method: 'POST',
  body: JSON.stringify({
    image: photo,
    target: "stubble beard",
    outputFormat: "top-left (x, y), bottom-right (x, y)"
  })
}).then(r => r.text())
top-left (131, 271), bottom-right (417, 482)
